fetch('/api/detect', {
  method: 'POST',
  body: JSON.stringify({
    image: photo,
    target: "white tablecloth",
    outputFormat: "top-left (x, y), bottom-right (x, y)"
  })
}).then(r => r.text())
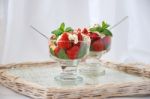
top-left (0, 85), bottom-right (149, 99)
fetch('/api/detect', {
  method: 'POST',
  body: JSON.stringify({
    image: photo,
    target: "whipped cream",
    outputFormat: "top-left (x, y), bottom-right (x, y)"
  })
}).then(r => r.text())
top-left (68, 33), bottom-right (78, 44)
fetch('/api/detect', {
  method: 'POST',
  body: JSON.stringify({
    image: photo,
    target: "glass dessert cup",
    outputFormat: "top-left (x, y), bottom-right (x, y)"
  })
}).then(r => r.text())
top-left (49, 39), bottom-right (90, 84)
top-left (80, 35), bottom-right (111, 76)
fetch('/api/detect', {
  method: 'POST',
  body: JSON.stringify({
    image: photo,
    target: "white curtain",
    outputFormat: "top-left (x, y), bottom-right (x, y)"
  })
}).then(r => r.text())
top-left (0, 0), bottom-right (150, 64)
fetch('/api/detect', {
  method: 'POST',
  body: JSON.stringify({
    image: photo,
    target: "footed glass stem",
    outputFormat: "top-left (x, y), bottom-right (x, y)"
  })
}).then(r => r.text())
top-left (55, 60), bottom-right (83, 84)
top-left (79, 51), bottom-right (105, 77)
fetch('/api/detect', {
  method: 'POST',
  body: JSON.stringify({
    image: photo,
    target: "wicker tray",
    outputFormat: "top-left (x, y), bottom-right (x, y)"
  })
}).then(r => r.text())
top-left (0, 60), bottom-right (150, 99)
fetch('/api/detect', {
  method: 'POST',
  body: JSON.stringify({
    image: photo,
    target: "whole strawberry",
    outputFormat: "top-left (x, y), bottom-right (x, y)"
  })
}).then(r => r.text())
top-left (82, 28), bottom-right (89, 36)
top-left (57, 32), bottom-right (71, 49)
top-left (66, 46), bottom-right (80, 59)
top-left (89, 32), bottom-right (101, 42)
top-left (92, 39), bottom-right (104, 51)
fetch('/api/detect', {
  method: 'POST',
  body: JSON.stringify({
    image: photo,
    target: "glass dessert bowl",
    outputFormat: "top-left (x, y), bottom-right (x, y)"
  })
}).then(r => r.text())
top-left (49, 23), bottom-right (90, 83)
top-left (80, 21), bottom-right (112, 76)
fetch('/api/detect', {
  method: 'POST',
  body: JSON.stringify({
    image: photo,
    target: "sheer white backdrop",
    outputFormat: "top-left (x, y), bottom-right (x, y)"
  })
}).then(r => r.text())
top-left (0, 0), bottom-right (150, 64)
top-left (0, 0), bottom-right (150, 99)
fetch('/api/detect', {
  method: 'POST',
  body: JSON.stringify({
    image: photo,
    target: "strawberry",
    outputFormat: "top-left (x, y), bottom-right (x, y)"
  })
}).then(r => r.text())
top-left (78, 32), bottom-right (83, 41)
top-left (82, 28), bottom-right (89, 35)
top-left (66, 46), bottom-right (79, 59)
top-left (89, 32), bottom-right (101, 41)
top-left (92, 39), bottom-right (104, 51)
top-left (73, 32), bottom-right (83, 47)
top-left (57, 32), bottom-right (71, 49)
top-left (54, 47), bottom-right (60, 56)
top-left (103, 36), bottom-right (111, 50)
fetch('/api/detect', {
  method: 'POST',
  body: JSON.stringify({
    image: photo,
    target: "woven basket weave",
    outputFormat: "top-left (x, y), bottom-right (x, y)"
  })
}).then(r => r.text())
top-left (0, 61), bottom-right (150, 99)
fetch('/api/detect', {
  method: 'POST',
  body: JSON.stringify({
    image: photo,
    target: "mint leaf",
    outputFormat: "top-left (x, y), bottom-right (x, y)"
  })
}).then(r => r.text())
top-left (90, 21), bottom-right (112, 36)
top-left (65, 27), bottom-right (73, 32)
top-left (103, 29), bottom-right (112, 36)
top-left (89, 27), bottom-right (97, 32)
top-left (89, 26), bottom-right (103, 33)
top-left (96, 26), bottom-right (103, 32)
top-left (52, 29), bottom-right (63, 37)
top-left (59, 22), bottom-right (65, 31)
top-left (51, 22), bottom-right (74, 38)
top-left (58, 49), bottom-right (68, 59)
top-left (102, 21), bottom-right (109, 29)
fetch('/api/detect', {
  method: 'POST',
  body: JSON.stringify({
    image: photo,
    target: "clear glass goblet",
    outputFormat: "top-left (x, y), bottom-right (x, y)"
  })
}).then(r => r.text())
top-left (49, 38), bottom-right (90, 84)
top-left (80, 35), bottom-right (111, 76)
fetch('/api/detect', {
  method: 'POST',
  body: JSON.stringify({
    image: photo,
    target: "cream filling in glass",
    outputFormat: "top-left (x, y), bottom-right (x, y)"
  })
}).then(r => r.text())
top-left (68, 33), bottom-right (78, 44)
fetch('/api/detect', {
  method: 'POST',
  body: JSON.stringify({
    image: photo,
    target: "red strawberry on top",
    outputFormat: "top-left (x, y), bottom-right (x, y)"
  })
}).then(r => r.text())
top-left (103, 36), bottom-right (111, 50)
top-left (57, 32), bottom-right (71, 49)
top-left (92, 39), bottom-right (104, 51)
top-left (66, 46), bottom-right (79, 59)
top-left (89, 32), bottom-right (101, 41)
top-left (77, 32), bottom-right (83, 41)
top-left (82, 28), bottom-right (89, 35)
top-left (74, 32), bottom-right (83, 47)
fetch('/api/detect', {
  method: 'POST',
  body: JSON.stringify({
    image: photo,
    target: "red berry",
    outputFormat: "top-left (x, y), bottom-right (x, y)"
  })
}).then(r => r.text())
top-left (66, 46), bottom-right (79, 59)
top-left (74, 32), bottom-right (83, 47)
top-left (89, 32), bottom-right (101, 41)
top-left (92, 39), bottom-right (104, 51)
top-left (78, 32), bottom-right (83, 41)
top-left (54, 47), bottom-right (60, 56)
top-left (57, 32), bottom-right (71, 49)
top-left (82, 28), bottom-right (89, 35)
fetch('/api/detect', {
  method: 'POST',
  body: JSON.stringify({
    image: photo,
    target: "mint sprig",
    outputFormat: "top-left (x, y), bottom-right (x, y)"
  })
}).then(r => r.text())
top-left (89, 21), bottom-right (112, 36)
top-left (52, 23), bottom-right (73, 38)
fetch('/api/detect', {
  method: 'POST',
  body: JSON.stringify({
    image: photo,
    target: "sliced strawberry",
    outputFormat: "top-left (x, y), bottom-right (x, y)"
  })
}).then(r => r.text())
top-left (66, 46), bottom-right (79, 59)
top-left (57, 32), bottom-right (71, 49)
top-left (54, 47), bottom-right (60, 56)
top-left (78, 32), bottom-right (83, 41)
top-left (103, 36), bottom-right (111, 50)
top-left (92, 39), bottom-right (104, 51)
top-left (82, 28), bottom-right (89, 35)
top-left (89, 32), bottom-right (101, 41)
top-left (74, 32), bottom-right (83, 47)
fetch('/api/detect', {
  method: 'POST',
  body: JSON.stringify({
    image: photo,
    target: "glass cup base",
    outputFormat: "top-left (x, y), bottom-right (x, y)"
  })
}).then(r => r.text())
top-left (79, 63), bottom-right (105, 77)
top-left (54, 76), bottom-right (83, 85)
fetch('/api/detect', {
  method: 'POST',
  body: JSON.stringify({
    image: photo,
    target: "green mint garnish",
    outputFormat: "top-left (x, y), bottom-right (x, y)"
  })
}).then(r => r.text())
top-left (103, 29), bottom-right (112, 36)
top-left (58, 49), bottom-right (68, 59)
top-left (65, 27), bottom-right (74, 32)
top-left (59, 22), bottom-right (65, 31)
top-left (89, 21), bottom-right (112, 36)
top-left (102, 21), bottom-right (110, 29)
top-left (52, 22), bottom-right (73, 38)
